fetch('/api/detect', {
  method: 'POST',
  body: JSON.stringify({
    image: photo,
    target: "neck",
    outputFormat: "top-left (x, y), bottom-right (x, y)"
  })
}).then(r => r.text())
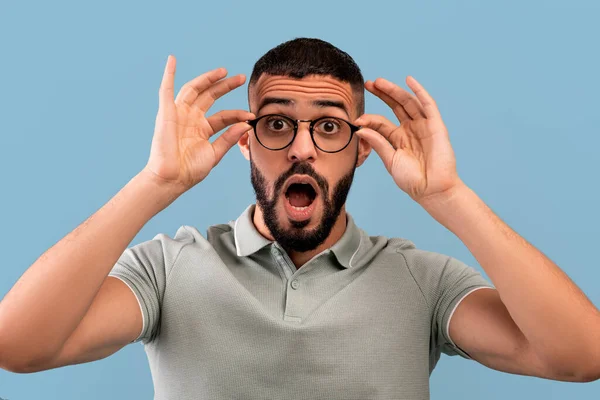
top-left (252, 204), bottom-right (348, 268)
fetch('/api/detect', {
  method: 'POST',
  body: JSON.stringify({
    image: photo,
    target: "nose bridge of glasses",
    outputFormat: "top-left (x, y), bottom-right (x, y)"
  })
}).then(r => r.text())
top-left (280, 119), bottom-right (314, 160)
top-left (294, 119), bottom-right (314, 136)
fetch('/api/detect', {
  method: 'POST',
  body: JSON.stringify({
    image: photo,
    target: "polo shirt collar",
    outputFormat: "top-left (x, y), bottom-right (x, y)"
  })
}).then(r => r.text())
top-left (233, 204), bottom-right (363, 269)
top-left (233, 204), bottom-right (272, 257)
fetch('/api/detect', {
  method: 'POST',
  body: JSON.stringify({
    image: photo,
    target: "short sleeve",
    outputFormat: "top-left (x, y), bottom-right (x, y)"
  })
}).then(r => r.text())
top-left (108, 226), bottom-right (195, 345)
top-left (401, 248), bottom-right (495, 365)
top-left (433, 256), bottom-right (495, 359)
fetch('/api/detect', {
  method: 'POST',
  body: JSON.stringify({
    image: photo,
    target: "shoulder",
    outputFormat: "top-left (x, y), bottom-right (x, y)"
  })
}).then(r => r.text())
top-left (372, 236), bottom-right (474, 298)
top-left (356, 231), bottom-right (433, 265)
top-left (175, 220), bottom-right (239, 253)
top-left (149, 225), bottom-right (198, 252)
top-left (349, 229), bottom-right (421, 270)
top-left (393, 242), bottom-right (452, 270)
top-left (392, 241), bottom-right (478, 285)
top-left (127, 226), bottom-right (199, 275)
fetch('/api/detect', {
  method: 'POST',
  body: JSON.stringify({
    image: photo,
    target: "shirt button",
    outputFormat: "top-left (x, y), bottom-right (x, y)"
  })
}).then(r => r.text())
top-left (291, 279), bottom-right (299, 289)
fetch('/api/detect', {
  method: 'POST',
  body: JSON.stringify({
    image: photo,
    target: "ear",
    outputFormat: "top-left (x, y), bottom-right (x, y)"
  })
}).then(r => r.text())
top-left (238, 131), bottom-right (251, 161)
top-left (355, 136), bottom-right (372, 168)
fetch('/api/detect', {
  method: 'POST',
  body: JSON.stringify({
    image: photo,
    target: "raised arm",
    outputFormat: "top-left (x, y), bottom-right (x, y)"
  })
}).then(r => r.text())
top-left (0, 55), bottom-right (254, 373)
top-left (354, 76), bottom-right (600, 383)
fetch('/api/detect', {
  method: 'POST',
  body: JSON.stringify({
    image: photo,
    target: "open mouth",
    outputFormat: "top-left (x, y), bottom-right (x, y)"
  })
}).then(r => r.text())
top-left (286, 183), bottom-right (317, 207)
top-left (282, 177), bottom-right (319, 221)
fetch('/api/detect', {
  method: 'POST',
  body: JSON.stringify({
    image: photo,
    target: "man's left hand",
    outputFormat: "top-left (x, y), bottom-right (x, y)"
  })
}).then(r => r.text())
top-left (354, 76), bottom-right (463, 205)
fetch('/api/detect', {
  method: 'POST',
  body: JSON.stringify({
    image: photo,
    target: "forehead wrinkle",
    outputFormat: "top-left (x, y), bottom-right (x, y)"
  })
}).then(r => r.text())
top-left (258, 83), bottom-right (353, 105)
top-left (261, 87), bottom-right (353, 106)
top-left (254, 76), bottom-right (354, 113)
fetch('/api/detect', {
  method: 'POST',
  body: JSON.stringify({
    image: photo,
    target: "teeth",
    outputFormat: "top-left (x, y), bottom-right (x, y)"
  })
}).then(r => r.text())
top-left (291, 205), bottom-right (309, 211)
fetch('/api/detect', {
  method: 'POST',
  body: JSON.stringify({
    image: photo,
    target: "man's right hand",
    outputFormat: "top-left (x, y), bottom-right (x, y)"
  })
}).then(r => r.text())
top-left (0, 54), bottom-right (256, 373)
top-left (143, 55), bottom-right (255, 193)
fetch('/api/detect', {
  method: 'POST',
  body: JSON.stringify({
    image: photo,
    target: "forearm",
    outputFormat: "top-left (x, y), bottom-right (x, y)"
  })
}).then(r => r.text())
top-left (420, 181), bottom-right (600, 372)
top-left (0, 168), bottom-right (182, 364)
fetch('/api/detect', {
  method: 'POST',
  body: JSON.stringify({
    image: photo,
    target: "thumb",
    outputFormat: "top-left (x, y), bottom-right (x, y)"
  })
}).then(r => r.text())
top-left (355, 128), bottom-right (400, 172)
top-left (212, 122), bottom-right (252, 165)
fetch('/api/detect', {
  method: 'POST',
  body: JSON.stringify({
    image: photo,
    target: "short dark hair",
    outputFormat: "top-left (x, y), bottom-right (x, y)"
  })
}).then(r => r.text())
top-left (248, 38), bottom-right (364, 117)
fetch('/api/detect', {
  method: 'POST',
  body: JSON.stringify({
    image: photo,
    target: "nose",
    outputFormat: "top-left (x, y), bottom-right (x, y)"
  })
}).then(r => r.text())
top-left (287, 121), bottom-right (317, 163)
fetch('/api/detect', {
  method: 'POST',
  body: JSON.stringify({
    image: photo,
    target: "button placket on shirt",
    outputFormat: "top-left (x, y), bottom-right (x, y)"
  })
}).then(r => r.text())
top-left (270, 244), bottom-right (309, 323)
top-left (270, 245), bottom-right (293, 281)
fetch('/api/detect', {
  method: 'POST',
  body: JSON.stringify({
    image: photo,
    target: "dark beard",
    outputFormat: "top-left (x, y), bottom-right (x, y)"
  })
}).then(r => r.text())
top-left (250, 154), bottom-right (356, 253)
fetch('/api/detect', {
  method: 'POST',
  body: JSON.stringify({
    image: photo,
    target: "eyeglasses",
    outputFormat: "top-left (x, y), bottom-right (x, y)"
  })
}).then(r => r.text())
top-left (247, 114), bottom-right (361, 153)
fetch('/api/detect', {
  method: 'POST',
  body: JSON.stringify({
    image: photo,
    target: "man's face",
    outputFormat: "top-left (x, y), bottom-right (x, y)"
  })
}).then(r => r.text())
top-left (241, 74), bottom-right (369, 252)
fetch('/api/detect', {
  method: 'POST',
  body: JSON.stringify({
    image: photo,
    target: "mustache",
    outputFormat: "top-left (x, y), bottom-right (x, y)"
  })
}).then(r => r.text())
top-left (273, 162), bottom-right (329, 198)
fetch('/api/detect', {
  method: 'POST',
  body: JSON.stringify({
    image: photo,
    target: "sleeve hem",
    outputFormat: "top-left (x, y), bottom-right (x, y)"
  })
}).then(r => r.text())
top-left (444, 286), bottom-right (495, 359)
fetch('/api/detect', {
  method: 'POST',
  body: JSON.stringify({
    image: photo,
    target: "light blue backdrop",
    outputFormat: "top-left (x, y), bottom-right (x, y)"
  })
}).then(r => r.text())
top-left (1, 0), bottom-right (598, 398)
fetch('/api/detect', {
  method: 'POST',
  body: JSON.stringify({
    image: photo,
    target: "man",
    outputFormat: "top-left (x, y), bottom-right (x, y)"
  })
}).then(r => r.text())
top-left (0, 38), bottom-right (598, 399)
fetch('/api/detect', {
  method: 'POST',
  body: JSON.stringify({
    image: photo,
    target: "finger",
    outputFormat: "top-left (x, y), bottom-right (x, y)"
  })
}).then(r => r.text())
top-left (206, 109), bottom-right (256, 134)
top-left (158, 55), bottom-right (177, 119)
top-left (354, 114), bottom-right (397, 139)
top-left (406, 76), bottom-right (441, 119)
top-left (211, 122), bottom-right (252, 165)
top-left (174, 67), bottom-right (228, 107)
top-left (193, 74), bottom-right (247, 113)
top-left (365, 80), bottom-right (411, 122)
top-left (373, 78), bottom-right (426, 120)
top-left (355, 128), bottom-right (396, 171)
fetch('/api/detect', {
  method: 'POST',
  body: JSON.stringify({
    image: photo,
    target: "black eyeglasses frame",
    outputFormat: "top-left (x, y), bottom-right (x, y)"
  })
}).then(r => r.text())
top-left (246, 113), bottom-right (362, 153)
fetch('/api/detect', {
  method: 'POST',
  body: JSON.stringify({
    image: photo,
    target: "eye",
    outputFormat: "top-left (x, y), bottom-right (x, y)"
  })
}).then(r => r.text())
top-left (265, 116), bottom-right (293, 132)
top-left (314, 118), bottom-right (342, 135)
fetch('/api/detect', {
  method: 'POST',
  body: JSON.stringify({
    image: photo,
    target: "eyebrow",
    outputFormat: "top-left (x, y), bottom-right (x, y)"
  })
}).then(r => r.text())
top-left (256, 97), bottom-right (350, 118)
top-left (313, 100), bottom-right (349, 117)
top-left (256, 97), bottom-right (292, 113)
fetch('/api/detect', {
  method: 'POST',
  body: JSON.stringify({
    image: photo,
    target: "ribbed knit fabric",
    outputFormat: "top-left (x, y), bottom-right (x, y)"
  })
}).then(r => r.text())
top-left (108, 204), bottom-right (494, 399)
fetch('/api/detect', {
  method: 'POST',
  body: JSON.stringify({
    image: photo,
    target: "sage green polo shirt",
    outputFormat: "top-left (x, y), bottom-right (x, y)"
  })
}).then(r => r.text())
top-left (108, 204), bottom-right (494, 400)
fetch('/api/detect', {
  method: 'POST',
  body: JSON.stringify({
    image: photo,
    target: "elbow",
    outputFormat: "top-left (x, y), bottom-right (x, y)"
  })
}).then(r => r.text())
top-left (539, 346), bottom-right (600, 383)
top-left (0, 357), bottom-right (31, 374)
top-left (0, 352), bottom-right (47, 374)
top-left (574, 362), bottom-right (600, 383)
top-left (579, 373), bottom-right (600, 383)
top-left (0, 361), bottom-right (29, 374)
top-left (574, 338), bottom-right (600, 382)
top-left (554, 358), bottom-right (600, 383)
top-left (0, 354), bottom-right (53, 374)
top-left (0, 337), bottom-right (54, 374)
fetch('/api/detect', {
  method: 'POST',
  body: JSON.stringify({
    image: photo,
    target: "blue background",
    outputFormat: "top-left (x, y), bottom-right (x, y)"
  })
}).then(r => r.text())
top-left (1, 0), bottom-right (599, 398)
